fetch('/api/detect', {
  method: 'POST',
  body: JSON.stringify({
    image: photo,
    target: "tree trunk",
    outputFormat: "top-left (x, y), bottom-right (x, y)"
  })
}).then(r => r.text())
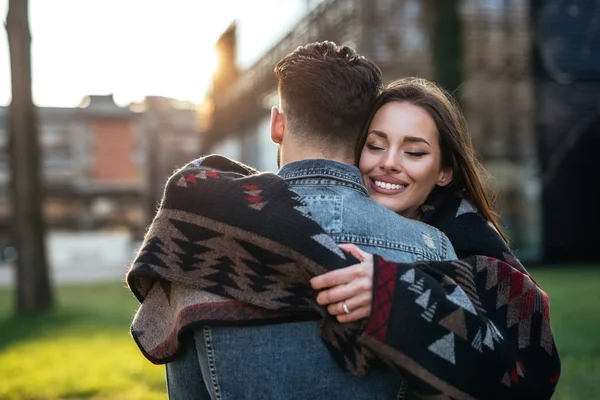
top-left (424, 0), bottom-right (464, 97)
top-left (5, 0), bottom-right (53, 313)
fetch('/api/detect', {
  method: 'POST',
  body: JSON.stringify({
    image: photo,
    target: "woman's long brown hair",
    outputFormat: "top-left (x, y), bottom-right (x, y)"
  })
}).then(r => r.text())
top-left (355, 77), bottom-right (508, 243)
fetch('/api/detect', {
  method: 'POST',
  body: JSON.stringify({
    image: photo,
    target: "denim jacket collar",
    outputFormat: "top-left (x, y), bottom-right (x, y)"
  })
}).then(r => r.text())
top-left (277, 159), bottom-right (368, 196)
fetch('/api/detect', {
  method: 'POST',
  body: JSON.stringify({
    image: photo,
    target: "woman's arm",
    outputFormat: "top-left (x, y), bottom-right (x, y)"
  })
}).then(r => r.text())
top-left (312, 249), bottom-right (560, 399)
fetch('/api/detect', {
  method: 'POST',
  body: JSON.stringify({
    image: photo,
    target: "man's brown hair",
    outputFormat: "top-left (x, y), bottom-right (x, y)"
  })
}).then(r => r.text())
top-left (274, 41), bottom-right (382, 152)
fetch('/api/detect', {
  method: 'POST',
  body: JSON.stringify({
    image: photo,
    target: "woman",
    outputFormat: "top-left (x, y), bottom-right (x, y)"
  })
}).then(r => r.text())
top-left (311, 78), bottom-right (560, 399)
top-left (313, 77), bottom-right (505, 321)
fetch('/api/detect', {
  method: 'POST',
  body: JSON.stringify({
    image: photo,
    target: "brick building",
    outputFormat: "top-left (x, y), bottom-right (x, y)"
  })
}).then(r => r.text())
top-left (0, 94), bottom-right (200, 247)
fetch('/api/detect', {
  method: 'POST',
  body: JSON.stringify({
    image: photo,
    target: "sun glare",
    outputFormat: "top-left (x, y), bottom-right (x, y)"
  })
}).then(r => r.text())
top-left (206, 47), bottom-right (219, 79)
top-left (0, 0), bottom-right (237, 107)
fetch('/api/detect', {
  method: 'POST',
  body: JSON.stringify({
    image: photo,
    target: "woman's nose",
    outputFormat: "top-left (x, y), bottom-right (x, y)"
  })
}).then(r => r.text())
top-left (380, 156), bottom-right (400, 173)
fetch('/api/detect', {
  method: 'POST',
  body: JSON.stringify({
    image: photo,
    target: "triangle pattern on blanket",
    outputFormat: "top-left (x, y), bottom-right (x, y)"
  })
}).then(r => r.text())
top-left (474, 255), bottom-right (554, 354)
top-left (421, 301), bottom-right (437, 322)
top-left (275, 281), bottom-right (317, 308)
top-left (294, 205), bottom-right (313, 219)
top-left (428, 332), bottom-right (456, 364)
top-left (172, 238), bottom-right (209, 272)
top-left (472, 327), bottom-right (483, 352)
top-left (400, 268), bottom-right (415, 284)
top-left (244, 185), bottom-right (268, 211)
top-left (159, 280), bottom-right (172, 303)
top-left (483, 321), bottom-right (503, 350)
top-left (244, 259), bottom-right (283, 293)
top-left (415, 289), bottom-right (431, 309)
top-left (204, 256), bottom-right (242, 294)
top-left (455, 198), bottom-right (478, 217)
top-left (136, 237), bottom-right (168, 269)
top-left (311, 234), bottom-right (346, 259)
top-left (438, 308), bottom-right (468, 340)
top-left (235, 239), bottom-right (295, 266)
top-left (249, 202), bottom-right (268, 211)
top-left (170, 218), bottom-right (223, 243)
top-left (408, 277), bottom-right (425, 295)
top-left (176, 176), bottom-right (188, 187)
top-left (446, 286), bottom-right (477, 315)
top-left (501, 372), bottom-right (511, 387)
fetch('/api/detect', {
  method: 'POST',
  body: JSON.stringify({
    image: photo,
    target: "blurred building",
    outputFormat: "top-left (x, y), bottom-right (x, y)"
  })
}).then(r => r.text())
top-left (138, 96), bottom-right (202, 221)
top-left (203, 0), bottom-right (543, 260)
top-left (0, 95), bottom-right (200, 245)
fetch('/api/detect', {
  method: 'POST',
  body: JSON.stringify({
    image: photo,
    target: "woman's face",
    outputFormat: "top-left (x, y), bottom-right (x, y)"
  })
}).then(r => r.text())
top-left (359, 101), bottom-right (452, 218)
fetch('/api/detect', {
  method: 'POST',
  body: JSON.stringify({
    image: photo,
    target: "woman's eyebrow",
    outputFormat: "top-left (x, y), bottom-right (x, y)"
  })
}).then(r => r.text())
top-left (403, 136), bottom-right (431, 147)
top-left (368, 130), bottom-right (387, 138)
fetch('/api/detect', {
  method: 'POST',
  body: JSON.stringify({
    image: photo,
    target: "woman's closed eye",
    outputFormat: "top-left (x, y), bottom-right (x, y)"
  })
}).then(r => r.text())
top-left (406, 151), bottom-right (428, 157)
top-left (366, 144), bottom-right (384, 151)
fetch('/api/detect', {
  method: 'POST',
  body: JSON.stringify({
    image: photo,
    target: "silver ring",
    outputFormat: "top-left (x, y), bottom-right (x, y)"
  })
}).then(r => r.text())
top-left (342, 302), bottom-right (351, 314)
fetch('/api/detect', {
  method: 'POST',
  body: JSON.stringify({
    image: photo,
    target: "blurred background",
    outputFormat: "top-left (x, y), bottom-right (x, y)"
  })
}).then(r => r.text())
top-left (0, 0), bottom-right (598, 399)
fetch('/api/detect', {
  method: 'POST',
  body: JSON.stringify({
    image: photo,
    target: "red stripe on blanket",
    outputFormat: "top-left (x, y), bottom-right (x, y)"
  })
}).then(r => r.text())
top-left (364, 257), bottom-right (398, 342)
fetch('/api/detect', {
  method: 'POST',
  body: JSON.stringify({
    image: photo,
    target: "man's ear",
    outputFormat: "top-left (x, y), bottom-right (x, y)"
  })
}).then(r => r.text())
top-left (437, 167), bottom-right (453, 187)
top-left (270, 106), bottom-right (285, 144)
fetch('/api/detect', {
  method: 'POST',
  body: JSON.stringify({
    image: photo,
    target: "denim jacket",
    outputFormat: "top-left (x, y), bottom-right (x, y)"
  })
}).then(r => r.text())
top-left (166, 159), bottom-right (457, 400)
top-left (279, 159), bottom-right (456, 262)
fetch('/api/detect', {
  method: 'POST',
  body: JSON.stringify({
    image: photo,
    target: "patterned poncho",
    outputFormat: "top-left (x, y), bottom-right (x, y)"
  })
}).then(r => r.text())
top-left (362, 187), bottom-right (560, 399)
top-left (126, 155), bottom-right (560, 399)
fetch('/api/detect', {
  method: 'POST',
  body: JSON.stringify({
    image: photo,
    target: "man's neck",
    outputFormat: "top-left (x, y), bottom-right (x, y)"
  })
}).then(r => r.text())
top-left (281, 147), bottom-right (354, 167)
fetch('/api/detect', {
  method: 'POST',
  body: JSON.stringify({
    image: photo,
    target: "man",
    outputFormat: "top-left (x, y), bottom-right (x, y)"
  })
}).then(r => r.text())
top-left (165, 42), bottom-right (456, 399)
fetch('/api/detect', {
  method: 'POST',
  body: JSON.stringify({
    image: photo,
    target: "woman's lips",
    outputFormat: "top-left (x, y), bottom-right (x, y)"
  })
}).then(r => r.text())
top-left (368, 178), bottom-right (409, 195)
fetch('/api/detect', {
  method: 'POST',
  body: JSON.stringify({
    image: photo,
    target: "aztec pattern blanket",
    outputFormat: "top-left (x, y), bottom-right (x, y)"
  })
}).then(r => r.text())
top-left (360, 187), bottom-right (560, 399)
top-left (126, 155), bottom-right (560, 399)
top-left (126, 155), bottom-right (374, 373)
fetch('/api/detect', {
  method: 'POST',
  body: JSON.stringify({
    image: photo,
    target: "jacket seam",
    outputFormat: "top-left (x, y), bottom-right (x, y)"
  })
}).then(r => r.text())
top-left (282, 174), bottom-right (368, 196)
top-left (332, 234), bottom-right (441, 261)
top-left (202, 326), bottom-right (222, 400)
top-left (284, 181), bottom-right (367, 196)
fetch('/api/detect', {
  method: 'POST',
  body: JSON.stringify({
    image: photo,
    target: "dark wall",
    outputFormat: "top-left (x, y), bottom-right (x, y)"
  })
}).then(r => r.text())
top-left (533, 1), bottom-right (600, 263)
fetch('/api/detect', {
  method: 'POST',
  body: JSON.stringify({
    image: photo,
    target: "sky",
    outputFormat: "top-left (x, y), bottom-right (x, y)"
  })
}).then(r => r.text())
top-left (0, 0), bottom-right (313, 108)
top-left (0, 0), bottom-right (234, 107)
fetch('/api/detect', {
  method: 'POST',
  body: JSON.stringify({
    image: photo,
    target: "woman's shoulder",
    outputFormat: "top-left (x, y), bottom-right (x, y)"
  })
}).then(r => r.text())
top-left (422, 189), bottom-right (511, 259)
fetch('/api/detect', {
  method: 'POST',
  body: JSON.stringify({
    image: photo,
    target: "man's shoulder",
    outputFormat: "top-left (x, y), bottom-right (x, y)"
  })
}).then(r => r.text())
top-left (348, 194), bottom-right (443, 234)
top-left (334, 192), bottom-right (455, 260)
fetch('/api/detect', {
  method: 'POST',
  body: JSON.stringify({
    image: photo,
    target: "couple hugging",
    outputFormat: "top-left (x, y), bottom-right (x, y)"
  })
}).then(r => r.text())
top-left (127, 42), bottom-right (560, 400)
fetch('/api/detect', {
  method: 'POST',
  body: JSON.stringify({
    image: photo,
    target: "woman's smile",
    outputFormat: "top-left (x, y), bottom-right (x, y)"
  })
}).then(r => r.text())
top-left (368, 175), bottom-right (409, 195)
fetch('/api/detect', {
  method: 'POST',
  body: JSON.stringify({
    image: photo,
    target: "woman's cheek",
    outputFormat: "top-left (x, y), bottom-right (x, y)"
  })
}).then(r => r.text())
top-left (360, 153), bottom-right (377, 171)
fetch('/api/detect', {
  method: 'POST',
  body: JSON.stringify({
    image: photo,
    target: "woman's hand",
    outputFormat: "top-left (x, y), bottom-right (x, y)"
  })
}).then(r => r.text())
top-left (310, 244), bottom-right (374, 323)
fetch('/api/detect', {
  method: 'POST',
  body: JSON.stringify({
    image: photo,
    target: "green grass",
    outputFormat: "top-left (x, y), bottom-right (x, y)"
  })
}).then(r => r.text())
top-left (0, 282), bottom-right (166, 400)
top-left (533, 267), bottom-right (600, 400)
top-left (0, 267), bottom-right (599, 399)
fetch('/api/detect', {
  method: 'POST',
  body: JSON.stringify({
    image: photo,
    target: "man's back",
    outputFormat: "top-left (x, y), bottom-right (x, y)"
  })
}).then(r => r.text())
top-left (166, 159), bottom-right (456, 400)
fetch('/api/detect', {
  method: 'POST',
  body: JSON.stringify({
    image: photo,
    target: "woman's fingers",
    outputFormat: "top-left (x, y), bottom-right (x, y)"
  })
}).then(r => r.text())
top-left (336, 306), bottom-right (371, 323)
top-left (338, 244), bottom-right (368, 262)
top-left (310, 246), bottom-right (374, 291)
top-left (326, 291), bottom-right (371, 316)
top-left (310, 245), bottom-right (375, 323)
top-left (315, 272), bottom-right (371, 305)
top-left (311, 262), bottom-right (369, 291)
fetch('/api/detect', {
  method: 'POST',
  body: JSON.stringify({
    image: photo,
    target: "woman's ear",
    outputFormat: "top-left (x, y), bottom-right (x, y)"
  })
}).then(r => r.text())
top-left (437, 167), bottom-right (453, 187)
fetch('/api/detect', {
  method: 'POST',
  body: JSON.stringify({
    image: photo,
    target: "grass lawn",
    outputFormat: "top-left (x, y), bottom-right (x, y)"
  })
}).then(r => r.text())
top-left (0, 267), bottom-right (599, 399)
top-left (0, 281), bottom-right (166, 400)
top-left (533, 267), bottom-right (600, 400)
